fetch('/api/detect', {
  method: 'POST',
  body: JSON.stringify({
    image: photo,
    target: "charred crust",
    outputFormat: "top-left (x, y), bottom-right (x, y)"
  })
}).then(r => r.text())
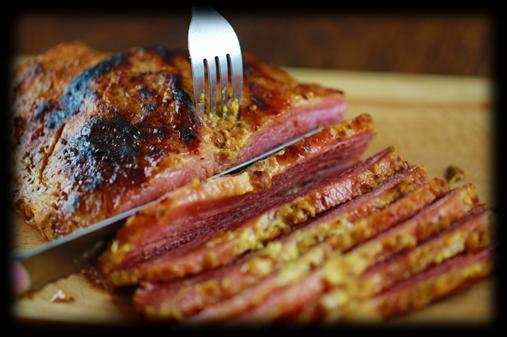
top-left (13, 44), bottom-right (351, 243)
top-left (178, 127), bottom-right (197, 144)
top-left (243, 59), bottom-right (254, 76)
top-left (55, 55), bottom-right (202, 196)
top-left (143, 103), bottom-right (156, 114)
top-left (172, 75), bottom-right (200, 146)
top-left (251, 95), bottom-right (269, 109)
top-left (68, 192), bottom-right (80, 209)
top-left (172, 75), bottom-right (194, 116)
top-left (138, 87), bottom-right (153, 98)
top-left (62, 115), bottom-right (151, 192)
top-left (46, 52), bottom-right (128, 129)
top-left (34, 101), bottom-right (55, 120)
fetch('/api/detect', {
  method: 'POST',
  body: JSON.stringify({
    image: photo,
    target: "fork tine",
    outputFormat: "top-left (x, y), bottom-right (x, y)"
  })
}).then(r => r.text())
top-left (217, 56), bottom-right (229, 117)
top-left (228, 51), bottom-right (243, 106)
top-left (189, 6), bottom-right (244, 119)
top-left (206, 58), bottom-right (218, 116)
top-left (191, 58), bottom-right (205, 111)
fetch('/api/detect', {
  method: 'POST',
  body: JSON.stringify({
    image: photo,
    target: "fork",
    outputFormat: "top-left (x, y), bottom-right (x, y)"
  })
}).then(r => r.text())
top-left (188, 6), bottom-right (243, 118)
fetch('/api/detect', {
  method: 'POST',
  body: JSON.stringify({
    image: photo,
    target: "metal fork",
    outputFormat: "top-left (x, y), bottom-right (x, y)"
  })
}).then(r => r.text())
top-left (188, 6), bottom-right (243, 118)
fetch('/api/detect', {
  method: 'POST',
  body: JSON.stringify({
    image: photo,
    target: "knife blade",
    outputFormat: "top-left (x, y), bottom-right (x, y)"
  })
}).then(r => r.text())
top-left (15, 127), bottom-right (323, 292)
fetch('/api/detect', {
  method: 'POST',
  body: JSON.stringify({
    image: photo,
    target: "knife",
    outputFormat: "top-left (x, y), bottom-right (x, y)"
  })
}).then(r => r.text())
top-left (15, 127), bottom-right (323, 293)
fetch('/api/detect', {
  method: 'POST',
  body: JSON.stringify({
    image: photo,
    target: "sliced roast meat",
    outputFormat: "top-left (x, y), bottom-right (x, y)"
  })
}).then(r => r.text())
top-left (134, 166), bottom-right (428, 318)
top-left (187, 177), bottom-right (462, 323)
top-left (314, 206), bottom-right (490, 322)
top-left (236, 186), bottom-right (483, 323)
top-left (11, 42), bottom-right (347, 239)
top-left (357, 207), bottom-right (490, 291)
top-left (334, 248), bottom-right (492, 321)
top-left (100, 115), bottom-right (377, 285)
top-left (119, 146), bottom-right (405, 285)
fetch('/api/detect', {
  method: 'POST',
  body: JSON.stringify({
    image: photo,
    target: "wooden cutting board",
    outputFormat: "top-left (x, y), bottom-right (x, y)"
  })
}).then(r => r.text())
top-left (13, 63), bottom-right (493, 324)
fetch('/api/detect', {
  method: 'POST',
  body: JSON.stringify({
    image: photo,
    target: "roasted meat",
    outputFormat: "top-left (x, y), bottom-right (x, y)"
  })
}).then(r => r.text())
top-left (100, 114), bottom-right (376, 285)
top-left (128, 145), bottom-right (491, 323)
top-left (340, 248), bottom-right (492, 321)
top-left (133, 166), bottom-right (430, 318)
top-left (186, 181), bottom-right (476, 323)
top-left (11, 42), bottom-right (347, 240)
top-left (12, 42), bottom-right (492, 323)
top-left (231, 189), bottom-right (483, 323)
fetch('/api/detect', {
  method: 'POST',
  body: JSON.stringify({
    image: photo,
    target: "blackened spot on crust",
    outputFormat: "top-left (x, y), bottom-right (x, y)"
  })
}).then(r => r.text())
top-left (68, 193), bottom-right (80, 209)
top-left (178, 127), bottom-right (197, 143)
top-left (138, 87), bottom-right (153, 98)
top-left (172, 75), bottom-right (200, 146)
top-left (251, 95), bottom-right (269, 109)
top-left (62, 116), bottom-right (147, 192)
top-left (143, 103), bottom-right (156, 114)
top-left (243, 59), bottom-right (254, 76)
top-left (46, 53), bottom-right (128, 129)
top-left (61, 113), bottom-right (184, 194)
top-left (34, 101), bottom-right (55, 120)
top-left (172, 75), bottom-right (194, 112)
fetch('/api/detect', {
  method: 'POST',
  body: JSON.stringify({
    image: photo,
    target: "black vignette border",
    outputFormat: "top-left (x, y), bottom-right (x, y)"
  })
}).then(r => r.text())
top-left (2, 0), bottom-right (503, 335)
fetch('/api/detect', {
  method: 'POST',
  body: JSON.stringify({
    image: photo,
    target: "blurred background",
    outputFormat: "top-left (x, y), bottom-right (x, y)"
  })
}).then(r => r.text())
top-left (14, 12), bottom-right (491, 77)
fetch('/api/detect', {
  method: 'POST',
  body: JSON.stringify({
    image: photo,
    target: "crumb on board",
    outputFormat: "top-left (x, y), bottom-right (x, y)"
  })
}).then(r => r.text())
top-left (81, 266), bottom-right (113, 292)
top-left (444, 165), bottom-right (466, 184)
top-left (50, 289), bottom-right (74, 303)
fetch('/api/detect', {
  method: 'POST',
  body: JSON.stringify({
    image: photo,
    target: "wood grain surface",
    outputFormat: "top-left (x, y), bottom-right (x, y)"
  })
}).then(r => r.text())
top-left (13, 65), bottom-right (493, 325)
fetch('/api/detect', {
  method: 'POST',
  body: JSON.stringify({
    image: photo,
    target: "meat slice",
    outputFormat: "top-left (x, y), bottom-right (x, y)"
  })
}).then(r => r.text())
top-left (100, 116), bottom-right (379, 285)
top-left (356, 207), bottom-right (490, 295)
top-left (315, 207), bottom-right (491, 322)
top-left (187, 179), bottom-right (471, 323)
top-left (134, 166), bottom-right (428, 318)
top-left (11, 41), bottom-right (347, 240)
top-left (333, 248), bottom-right (492, 321)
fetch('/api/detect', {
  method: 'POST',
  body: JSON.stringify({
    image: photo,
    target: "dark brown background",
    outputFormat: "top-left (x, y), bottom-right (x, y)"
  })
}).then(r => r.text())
top-left (15, 13), bottom-right (491, 77)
